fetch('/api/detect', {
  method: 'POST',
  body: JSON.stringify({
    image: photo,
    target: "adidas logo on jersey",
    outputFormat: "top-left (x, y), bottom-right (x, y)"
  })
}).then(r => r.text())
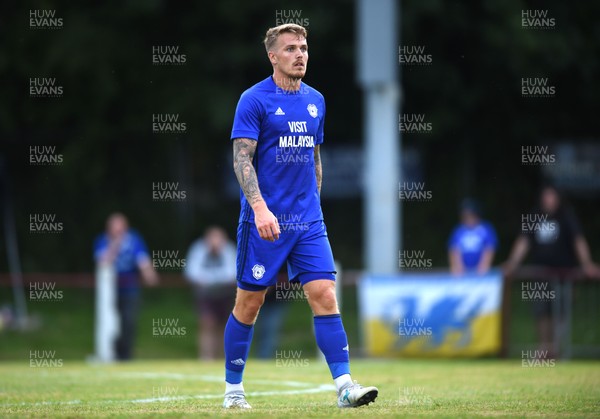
top-left (230, 358), bottom-right (245, 366)
top-left (275, 107), bottom-right (285, 115)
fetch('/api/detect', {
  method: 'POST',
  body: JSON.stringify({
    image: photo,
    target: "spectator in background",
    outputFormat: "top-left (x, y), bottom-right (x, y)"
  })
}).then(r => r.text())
top-left (94, 212), bottom-right (158, 360)
top-left (448, 198), bottom-right (498, 275)
top-left (504, 185), bottom-right (600, 357)
top-left (184, 226), bottom-right (237, 360)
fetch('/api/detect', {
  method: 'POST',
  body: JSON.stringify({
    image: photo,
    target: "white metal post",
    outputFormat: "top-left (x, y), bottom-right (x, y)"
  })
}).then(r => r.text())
top-left (95, 264), bottom-right (119, 362)
top-left (357, 0), bottom-right (401, 274)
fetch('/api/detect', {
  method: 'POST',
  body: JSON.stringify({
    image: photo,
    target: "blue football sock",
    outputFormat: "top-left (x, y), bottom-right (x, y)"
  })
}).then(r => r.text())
top-left (314, 314), bottom-right (351, 379)
top-left (224, 313), bottom-right (254, 385)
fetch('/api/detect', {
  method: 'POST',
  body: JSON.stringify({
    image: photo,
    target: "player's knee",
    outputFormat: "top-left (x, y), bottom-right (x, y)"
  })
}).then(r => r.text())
top-left (233, 292), bottom-right (265, 323)
top-left (307, 283), bottom-right (338, 314)
top-left (320, 289), bottom-right (338, 312)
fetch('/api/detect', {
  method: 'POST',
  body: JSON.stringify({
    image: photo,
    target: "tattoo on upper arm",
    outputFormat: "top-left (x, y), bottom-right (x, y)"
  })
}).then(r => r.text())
top-left (314, 145), bottom-right (322, 194)
top-left (233, 138), bottom-right (263, 206)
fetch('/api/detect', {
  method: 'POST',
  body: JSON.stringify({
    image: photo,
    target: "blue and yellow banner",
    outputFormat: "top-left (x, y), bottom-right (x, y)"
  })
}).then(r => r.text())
top-left (358, 271), bottom-right (502, 357)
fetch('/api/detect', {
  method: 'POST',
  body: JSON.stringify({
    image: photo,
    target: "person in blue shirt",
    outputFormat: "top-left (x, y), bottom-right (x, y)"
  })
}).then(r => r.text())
top-left (93, 213), bottom-right (158, 360)
top-left (223, 24), bottom-right (377, 409)
top-left (448, 199), bottom-right (498, 275)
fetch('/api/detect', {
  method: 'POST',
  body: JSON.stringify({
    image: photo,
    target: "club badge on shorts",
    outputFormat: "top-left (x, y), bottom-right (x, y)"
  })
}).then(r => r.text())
top-left (252, 264), bottom-right (266, 280)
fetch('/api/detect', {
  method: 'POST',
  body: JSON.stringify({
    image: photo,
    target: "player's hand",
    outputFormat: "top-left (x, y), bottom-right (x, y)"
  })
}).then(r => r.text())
top-left (139, 261), bottom-right (160, 287)
top-left (144, 272), bottom-right (160, 287)
top-left (253, 202), bottom-right (280, 242)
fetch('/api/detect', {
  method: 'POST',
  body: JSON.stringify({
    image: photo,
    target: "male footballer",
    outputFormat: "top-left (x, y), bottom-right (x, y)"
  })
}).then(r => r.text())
top-left (223, 24), bottom-right (378, 409)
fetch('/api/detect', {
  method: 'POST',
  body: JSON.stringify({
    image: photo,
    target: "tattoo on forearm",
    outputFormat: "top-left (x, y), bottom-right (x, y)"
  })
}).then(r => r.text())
top-left (314, 145), bottom-right (322, 194)
top-left (233, 138), bottom-right (263, 206)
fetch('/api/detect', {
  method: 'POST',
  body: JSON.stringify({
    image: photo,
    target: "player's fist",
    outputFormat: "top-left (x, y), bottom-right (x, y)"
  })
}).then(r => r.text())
top-left (253, 202), bottom-right (280, 242)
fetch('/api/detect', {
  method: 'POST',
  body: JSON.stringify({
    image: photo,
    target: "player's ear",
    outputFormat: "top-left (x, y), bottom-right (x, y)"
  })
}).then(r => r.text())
top-left (268, 51), bottom-right (277, 65)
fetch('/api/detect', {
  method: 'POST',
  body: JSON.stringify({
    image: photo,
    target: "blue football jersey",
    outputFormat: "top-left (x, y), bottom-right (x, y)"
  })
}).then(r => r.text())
top-left (448, 221), bottom-right (498, 269)
top-left (93, 230), bottom-right (150, 274)
top-left (231, 76), bottom-right (325, 225)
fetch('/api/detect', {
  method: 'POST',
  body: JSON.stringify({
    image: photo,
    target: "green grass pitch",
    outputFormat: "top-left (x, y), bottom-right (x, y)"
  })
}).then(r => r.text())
top-left (1, 359), bottom-right (599, 417)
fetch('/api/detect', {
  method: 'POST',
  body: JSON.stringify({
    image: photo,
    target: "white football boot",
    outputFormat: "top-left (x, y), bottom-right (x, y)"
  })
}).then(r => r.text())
top-left (337, 381), bottom-right (378, 408)
top-left (222, 391), bottom-right (252, 409)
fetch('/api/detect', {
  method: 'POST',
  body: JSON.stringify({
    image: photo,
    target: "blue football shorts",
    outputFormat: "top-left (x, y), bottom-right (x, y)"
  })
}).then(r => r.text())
top-left (236, 220), bottom-right (336, 291)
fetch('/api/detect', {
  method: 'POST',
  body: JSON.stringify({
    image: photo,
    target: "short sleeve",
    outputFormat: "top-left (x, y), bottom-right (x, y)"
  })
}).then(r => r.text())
top-left (231, 92), bottom-right (262, 141)
top-left (132, 233), bottom-right (150, 264)
top-left (93, 235), bottom-right (106, 261)
top-left (448, 227), bottom-right (460, 250)
top-left (484, 222), bottom-right (499, 250)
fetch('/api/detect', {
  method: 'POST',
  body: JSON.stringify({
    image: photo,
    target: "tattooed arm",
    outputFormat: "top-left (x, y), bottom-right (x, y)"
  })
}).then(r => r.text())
top-left (314, 145), bottom-right (322, 194)
top-left (233, 138), bottom-right (263, 206)
top-left (233, 138), bottom-right (280, 241)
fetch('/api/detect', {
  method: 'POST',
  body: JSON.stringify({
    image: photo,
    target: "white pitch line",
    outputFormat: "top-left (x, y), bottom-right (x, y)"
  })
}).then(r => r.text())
top-left (1, 373), bottom-right (335, 407)
top-left (132, 384), bottom-right (335, 404)
top-left (119, 372), bottom-right (224, 382)
top-left (120, 372), bottom-right (319, 388)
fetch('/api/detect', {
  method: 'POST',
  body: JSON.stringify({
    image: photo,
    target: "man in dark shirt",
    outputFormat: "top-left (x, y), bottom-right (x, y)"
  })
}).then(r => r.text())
top-left (505, 185), bottom-right (600, 357)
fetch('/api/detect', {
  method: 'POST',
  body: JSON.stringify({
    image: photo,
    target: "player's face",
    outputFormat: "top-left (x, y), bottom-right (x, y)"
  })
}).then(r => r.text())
top-left (270, 33), bottom-right (308, 80)
top-left (206, 228), bottom-right (226, 252)
top-left (461, 210), bottom-right (479, 227)
top-left (107, 215), bottom-right (128, 239)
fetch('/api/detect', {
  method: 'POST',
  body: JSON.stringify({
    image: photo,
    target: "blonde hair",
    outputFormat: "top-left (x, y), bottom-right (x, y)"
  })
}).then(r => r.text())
top-left (263, 24), bottom-right (307, 52)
